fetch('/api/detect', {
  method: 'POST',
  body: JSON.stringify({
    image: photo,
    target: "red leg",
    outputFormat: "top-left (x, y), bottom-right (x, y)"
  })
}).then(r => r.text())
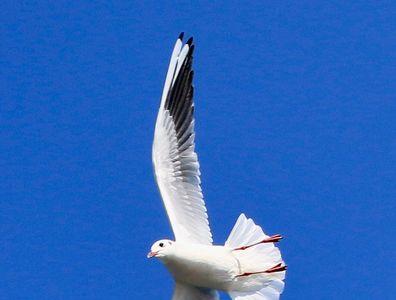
top-left (233, 234), bottom-right (283, 251)
top-left (265, 263), bottom-right (288, 273)
top-left (235, 263), bottom-right (287, 278)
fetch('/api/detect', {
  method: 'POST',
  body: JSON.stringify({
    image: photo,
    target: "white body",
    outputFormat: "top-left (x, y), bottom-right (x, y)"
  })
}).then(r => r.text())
top-left (163, 243), bottom-right (238, 291)
top-left (150, 214), bottom-right (286, 299)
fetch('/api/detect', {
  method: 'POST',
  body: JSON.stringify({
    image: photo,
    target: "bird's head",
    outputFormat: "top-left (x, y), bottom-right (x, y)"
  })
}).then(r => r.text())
top-left (147, 239), bottom-right (174, 259)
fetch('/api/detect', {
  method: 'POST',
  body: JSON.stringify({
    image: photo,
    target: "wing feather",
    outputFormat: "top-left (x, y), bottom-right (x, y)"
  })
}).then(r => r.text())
top-left (152, 34), bottom-right (212, 245)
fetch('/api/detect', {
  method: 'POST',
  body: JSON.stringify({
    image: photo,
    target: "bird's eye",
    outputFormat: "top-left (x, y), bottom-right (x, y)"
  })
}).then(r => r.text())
top-left (159, 243), bottom-right (164, 247)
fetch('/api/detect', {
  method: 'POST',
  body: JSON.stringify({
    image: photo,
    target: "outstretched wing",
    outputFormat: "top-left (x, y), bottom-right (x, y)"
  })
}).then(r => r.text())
top-left (152, 34), bottom-right (212, 245)
top-left (172, 282), bottom-right (218, 300)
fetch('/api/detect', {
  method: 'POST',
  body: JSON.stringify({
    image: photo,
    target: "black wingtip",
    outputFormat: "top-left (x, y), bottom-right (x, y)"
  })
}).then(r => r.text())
top-left (178, 32), bottom-right (184, 40)
top-left (187, 37), bottom-right (193, 46)
top-left (188, 44), bottom-right (195, 55)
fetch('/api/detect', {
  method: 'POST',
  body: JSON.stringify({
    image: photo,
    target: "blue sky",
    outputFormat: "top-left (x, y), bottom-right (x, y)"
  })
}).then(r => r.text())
top-left (1, 1), bottom-right (395, 299)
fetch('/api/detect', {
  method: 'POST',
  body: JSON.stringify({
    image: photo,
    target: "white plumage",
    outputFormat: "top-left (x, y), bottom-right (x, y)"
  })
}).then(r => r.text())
top-left (149, 33), bottom-right (286, 300)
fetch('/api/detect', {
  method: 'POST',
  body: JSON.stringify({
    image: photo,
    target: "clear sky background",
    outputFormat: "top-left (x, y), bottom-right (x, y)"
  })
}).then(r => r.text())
top-left (1, 1), bottom-right (395, 299)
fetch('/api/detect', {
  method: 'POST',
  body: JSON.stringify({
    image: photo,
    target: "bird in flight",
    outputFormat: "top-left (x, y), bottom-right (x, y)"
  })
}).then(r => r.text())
top-left (148, 33), bottom-right (286, 300)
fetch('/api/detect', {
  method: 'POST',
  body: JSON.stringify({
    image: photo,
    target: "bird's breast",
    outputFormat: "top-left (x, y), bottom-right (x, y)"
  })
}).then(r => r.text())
top-left (162, 245), bottom-right (238, 291)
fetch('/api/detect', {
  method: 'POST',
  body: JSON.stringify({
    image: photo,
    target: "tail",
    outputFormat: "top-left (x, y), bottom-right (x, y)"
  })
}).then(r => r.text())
top-left (226, 214), bottom-right (286, 300)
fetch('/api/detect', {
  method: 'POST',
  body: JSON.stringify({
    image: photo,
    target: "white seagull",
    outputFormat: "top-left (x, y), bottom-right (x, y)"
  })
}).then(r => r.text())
top-left (148, 33), bottom-right (286, 300)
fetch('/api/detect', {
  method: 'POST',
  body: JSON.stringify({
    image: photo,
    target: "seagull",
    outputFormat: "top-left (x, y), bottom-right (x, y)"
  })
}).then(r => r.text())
top-left (148, 33), bottom-right (286, 300)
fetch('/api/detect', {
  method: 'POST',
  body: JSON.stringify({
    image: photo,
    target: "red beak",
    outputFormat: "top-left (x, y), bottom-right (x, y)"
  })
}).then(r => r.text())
top-left (147, 251), bottom-right (158, 258)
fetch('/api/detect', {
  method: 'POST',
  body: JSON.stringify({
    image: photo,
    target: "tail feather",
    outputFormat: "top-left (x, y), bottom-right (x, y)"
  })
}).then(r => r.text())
top-left (226, 214), bottom-right (266, 248)
top-left (226, 214), bottom-right (286, 300)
